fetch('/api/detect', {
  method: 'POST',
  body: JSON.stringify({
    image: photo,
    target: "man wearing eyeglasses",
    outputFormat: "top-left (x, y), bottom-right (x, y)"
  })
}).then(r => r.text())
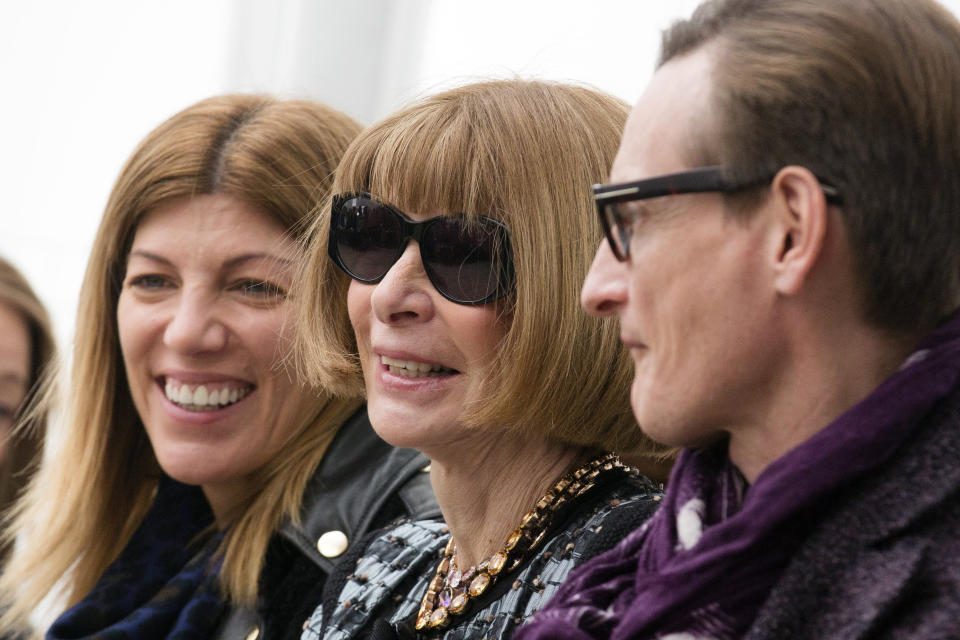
top-left (516, 1), bottom-right (960, 639)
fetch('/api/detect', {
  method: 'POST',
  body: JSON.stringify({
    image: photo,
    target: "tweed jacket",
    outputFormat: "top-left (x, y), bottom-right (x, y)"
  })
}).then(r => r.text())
top-left (307, 471), bottom-right (663, 640)
top-left (214, 408), bottom-right (440, 640)
top-left (745, 383), bottom-right (960, 639)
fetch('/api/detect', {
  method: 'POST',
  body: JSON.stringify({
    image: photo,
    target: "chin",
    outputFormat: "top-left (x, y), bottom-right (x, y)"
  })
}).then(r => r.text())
top-left (154, 446), bottom-right (237, 487)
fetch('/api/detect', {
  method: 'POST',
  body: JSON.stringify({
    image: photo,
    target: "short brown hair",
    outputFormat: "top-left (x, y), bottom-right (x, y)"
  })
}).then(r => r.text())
top-left (662, 0), bottom-right (960, 334)
top-left (300, 79), bottom-right (670, 458)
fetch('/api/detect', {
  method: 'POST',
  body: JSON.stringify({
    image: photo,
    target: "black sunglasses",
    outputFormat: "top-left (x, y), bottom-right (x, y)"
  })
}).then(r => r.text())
top-left (328, 194), bottom-right (515, 305)
top-left (593, 166), bottom-right (843, 261)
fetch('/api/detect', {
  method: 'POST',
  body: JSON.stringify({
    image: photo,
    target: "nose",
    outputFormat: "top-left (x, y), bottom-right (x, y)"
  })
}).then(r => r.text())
top-left (370, 242), bottom-right (435, 325)
top-left (162, 286), bottom-right (229, 355)
top-left (581, 239), bottom-right (629, 317)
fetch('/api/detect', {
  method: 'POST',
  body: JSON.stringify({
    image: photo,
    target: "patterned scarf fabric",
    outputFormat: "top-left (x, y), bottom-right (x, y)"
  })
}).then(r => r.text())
top-left (47, 478), bottom-right (227, 640)
top-left (516, 311), bottom-right (960, 640)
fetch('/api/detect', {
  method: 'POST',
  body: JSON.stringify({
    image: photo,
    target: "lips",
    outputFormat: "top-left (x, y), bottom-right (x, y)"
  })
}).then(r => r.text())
top-left (160, 375), bottom-right (255, 412)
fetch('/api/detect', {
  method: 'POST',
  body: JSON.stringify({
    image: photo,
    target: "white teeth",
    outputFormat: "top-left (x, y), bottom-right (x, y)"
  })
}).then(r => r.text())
top-left (163, 379), bottom-right (252, 411)
top-left (380, 355), bottom-right (454, 377)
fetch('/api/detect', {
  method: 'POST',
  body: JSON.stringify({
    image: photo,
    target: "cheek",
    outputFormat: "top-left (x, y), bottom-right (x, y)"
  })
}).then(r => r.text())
top-left (454, 307), bottom-right (508, 371)
top-left (346, 281), bottom-right (373, 353)
top-left (116, 293), bottom-right (145, 368)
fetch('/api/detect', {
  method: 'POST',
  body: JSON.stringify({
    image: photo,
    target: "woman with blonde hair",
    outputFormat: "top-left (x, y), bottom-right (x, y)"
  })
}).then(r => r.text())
top-left (0, 95), bottom-right (437, 639)
top-left (0, 256), bottom-right (56, 563)
top-left (298, 79), bottom-right (671, 640)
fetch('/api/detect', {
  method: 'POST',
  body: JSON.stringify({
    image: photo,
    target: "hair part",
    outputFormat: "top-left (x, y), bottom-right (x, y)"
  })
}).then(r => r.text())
top-left (299, 79), bottom-right (673, 459)
top-left (661, 0), bottom-right (960, 334)
top-left (0, 94), bottom-right (362, 632)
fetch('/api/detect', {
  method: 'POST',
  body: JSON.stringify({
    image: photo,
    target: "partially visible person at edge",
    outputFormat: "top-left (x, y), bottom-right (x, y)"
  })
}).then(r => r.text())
top-left (296, 79), bottom-right (673, 640)
top-left (516, 1), bottom-right (960, 639)
top-left (0, 95), bottom-right (438, 640)
top-left (0, 256), bottom-right (56, 566)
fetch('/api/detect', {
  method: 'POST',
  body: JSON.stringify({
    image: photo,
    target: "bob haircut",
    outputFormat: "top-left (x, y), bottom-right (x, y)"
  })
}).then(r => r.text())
top-left (300, 79), bottom-right (669, 458)
top-left (0, 256), bottom-right (56, 561)
top-left (661, 0), bottom-right (960, 335)
top-left (0, 94), bottom-right (362, 630)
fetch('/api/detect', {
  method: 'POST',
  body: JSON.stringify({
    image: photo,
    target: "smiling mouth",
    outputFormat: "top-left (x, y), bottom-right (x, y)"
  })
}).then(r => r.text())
top-left (160, 376), bottom-right (255, 412)
top-left (380, 355), bottom-right (458, 378)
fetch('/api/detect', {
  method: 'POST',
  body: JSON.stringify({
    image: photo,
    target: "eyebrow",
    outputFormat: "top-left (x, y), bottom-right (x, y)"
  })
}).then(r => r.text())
top-left (128, 250), bottom-right (294, 270)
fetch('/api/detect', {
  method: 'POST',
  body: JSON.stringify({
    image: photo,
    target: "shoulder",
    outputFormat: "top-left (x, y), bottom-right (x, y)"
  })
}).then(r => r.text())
top-left (749, 396), bottom-right (960, 640)
top-left (283, 407), bottom-right (438, 573)
top-left (320, 520), bottom-right (450, 640)
top-left (573, 474), bottom-right (663, 564)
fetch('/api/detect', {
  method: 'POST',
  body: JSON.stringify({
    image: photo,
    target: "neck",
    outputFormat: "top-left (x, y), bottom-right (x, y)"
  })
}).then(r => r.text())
top-left (428, 433), bottom-right (582, 568)
top-left (202, 479), bottom-right (253, 528)
top-left (729, 316), bottom-right (916, 483)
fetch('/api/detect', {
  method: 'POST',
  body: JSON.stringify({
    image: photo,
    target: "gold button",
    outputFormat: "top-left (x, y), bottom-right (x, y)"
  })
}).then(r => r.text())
top-left (421, 464), bottom-right (431, 473)
top-left (245, 627), bottom-right (260, 640)
top-left (317, 530), bottom-right (349, 557)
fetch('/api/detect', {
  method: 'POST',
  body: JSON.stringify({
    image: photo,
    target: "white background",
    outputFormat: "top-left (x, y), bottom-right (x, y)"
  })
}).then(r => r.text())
top-left (3, 0), bottom-right (959, 353)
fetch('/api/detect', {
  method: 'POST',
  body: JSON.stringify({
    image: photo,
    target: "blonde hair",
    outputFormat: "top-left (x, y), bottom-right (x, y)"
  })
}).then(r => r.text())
top-left (0, 256), bottom-right (56, 561)
top-left (300, 79), bottom-right (670, 458)
top-left (0, 94), bottom-right (362, 631)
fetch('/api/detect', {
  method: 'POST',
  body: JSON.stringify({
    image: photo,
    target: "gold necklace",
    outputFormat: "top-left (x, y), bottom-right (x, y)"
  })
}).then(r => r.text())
top-left (415, 452), bottom-right (635, 631)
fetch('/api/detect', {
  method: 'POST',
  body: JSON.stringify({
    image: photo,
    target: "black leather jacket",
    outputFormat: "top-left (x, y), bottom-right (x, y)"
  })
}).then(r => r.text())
top-left (214, 407), bottom-right (440, 640)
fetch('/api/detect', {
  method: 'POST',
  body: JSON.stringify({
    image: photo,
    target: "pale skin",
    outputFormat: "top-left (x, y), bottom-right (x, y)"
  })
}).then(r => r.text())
top-left (581, 44), bottom-right (916, 483)
top-left (428, 432), bottom-right (581, 569)
top-left (118, 194), bottom-right (317, 524)
top-left (348, 222), bottom-right (584, 569)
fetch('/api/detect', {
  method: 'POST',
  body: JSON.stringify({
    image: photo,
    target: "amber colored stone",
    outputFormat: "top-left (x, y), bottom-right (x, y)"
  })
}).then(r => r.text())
top-left (488, 551), bottom-right (508, 575)
top-left (429, 606), bottom-right (450, 629)
top-left (505, 528), bottom-right (523, 551)
top-left (449, 593), bottom-right (469, 614)
top-left (469, 572), bottom-right (491, 597)
top-left (415, 604), bottom-right (431, 630)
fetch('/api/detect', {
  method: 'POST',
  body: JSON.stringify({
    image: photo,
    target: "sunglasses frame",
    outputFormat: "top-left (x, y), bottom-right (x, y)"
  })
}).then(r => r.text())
top-left (328, 193), bottom-right (515, 305)
top-left (593, 165), bottom-right (843, 261)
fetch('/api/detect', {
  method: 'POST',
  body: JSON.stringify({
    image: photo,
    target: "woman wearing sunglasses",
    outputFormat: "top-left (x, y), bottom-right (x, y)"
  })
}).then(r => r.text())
top-left (298, 79), bottom-right (671, 640)
top-left (0, 95), bottom-right (438, 639)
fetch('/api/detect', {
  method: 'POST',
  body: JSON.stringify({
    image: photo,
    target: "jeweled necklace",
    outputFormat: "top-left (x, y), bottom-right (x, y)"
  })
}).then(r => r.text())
top-left (415, 451), bottom-right (636, 631)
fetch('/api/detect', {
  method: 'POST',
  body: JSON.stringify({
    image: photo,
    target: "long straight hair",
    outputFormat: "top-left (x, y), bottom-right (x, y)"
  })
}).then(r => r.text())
top-left (0, 94), bottom-right (362, 632)
top-left (0, 256), bottom-right (56, 562)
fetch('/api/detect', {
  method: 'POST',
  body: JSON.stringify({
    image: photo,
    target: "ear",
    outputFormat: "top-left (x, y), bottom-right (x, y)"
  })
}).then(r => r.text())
top-left (769, 166), bottom-right (830, 296)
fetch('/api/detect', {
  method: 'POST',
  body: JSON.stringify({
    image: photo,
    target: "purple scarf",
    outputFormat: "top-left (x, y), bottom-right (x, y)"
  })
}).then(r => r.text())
top-left (516, 311), bottom-right (960, 640)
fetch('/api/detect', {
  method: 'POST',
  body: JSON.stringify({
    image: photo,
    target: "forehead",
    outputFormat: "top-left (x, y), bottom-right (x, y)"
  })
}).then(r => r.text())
top-left (131, 194), bottom-right (292, 258)
top-left (611, 47), bottom-right (717, 183)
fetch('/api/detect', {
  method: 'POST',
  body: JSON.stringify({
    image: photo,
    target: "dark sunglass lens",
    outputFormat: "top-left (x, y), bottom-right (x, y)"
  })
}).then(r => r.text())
top-left (334, 198), bottom-right (404, 281)
top-left (422, 218), bottom-right (508, 303)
